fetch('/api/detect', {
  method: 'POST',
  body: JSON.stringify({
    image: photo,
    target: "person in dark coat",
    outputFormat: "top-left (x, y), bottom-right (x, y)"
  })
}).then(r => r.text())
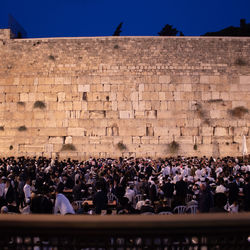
top-left (198, 183), bottom-right (214, 213)
top-left (73, 180), bottom-right (82, 201)
top-left (140, 199), bottom-right (155, 214)
top-left (161, 177), bottom-right (174, 207)
top-left (149, 178), bottom-right (158, 203)
top-left (175, 177), bottom-right (188, 204)
top-left (243, 177), bottom-right (250, 211)
top-left (228, 177), bottom-right (239, 205)
top-left (4, 179), bottom-right (15, 204)
top-left (209, 193), bottom-right (228, 213)
top-left (93, 181), bottom-right (108, 214)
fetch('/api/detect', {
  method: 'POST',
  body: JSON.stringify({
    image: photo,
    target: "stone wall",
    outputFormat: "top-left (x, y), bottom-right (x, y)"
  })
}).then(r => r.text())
top-left (0, 30), bottom-right (250, 159)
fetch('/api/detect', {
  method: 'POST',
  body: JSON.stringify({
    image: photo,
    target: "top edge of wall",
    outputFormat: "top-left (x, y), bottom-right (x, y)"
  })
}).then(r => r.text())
top-left (13, 36), bottom-right (250, 41)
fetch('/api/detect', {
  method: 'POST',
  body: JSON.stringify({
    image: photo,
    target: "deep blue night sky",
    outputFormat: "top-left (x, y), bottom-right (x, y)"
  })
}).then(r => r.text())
top-left (1, 0), bottom-right (250, 38)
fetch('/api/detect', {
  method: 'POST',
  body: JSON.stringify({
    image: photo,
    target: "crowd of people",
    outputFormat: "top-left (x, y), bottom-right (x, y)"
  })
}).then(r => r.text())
top-left (0, 155), bottom-right (250, 215)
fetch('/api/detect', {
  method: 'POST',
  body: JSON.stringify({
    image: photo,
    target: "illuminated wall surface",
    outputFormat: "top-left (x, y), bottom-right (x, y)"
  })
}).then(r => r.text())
top-left (0, 29), bottom-right (249, 159)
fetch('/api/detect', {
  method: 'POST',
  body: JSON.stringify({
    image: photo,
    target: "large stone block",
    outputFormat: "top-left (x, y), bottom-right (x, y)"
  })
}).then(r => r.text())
top-left (68, 128), bottom-right (86, 136)
top-left (240, 76), bottom-right (250, 84)
top-left (159, 75), bottom-right (170, 84)
top-left (119, 111), bottom-right (134, 119)
top-left (214, 127), bottom-right (229, 136)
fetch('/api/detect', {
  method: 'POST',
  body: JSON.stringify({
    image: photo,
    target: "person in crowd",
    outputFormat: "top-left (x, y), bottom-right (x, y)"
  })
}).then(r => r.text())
top-left (93, 181), bottom-right (108, 214)
top-left (23, 178), bottom-right (31, 205)
top-left (54, 185), bottom-right (75, 215)
top-left (198, 183), bottom-right (214, 213)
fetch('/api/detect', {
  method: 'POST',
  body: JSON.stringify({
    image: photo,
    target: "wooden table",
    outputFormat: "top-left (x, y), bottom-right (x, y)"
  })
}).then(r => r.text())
top-left (83, 200), bottom-right (117, 207)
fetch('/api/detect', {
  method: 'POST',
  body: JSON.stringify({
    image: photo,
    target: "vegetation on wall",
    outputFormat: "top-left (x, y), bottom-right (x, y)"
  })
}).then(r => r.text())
top-left (0, 126), bottom-right (4, 131)
top-left (61, 144), bottom-right (76, 151)
top-left (229, 106), bottom-right (248, 119)
top-left (116, 142), bottom-right (127, 151)
top-left (18, 125), bottom-right (27, 132)
top-left (48, 55), bottom-right (55, 61)
top-left (33, 101), bottom-right (46, 109)
top-left (168, 140), bottom-right (180, 153)
top-left (17, 101), bottom-right (25, 106)
top-left (195, 103), bottom-right (211, 125)
top-left (235, 58), bottom-right (247, 66)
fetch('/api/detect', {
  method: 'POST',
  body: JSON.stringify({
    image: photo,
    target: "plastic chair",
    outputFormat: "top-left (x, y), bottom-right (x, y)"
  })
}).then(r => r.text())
top-left (107, 192), bottom-right (117, 202)
top-left (185, 205), bottom-right (198, 214)
top-left (74, 200), bottom-right (83, 209)
top-left (185, 194), bottom-right (193, 203)
top-left (173, 206), bottom-right (186, 214)
top-left (135, 194), bottom-right (143, 203)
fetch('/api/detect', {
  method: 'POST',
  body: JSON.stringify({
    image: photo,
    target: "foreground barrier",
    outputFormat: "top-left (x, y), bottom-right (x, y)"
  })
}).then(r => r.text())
top-left (0, 213), bottom-right (250, 249)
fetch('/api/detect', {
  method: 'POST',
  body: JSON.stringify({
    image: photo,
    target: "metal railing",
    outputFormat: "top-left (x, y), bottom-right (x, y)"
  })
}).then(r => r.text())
top-left (0, 213), bottom-right (250, 249)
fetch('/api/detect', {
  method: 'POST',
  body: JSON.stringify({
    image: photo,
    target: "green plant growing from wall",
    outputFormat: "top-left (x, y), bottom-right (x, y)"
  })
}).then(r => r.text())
top-left (9, 145), bottom-right (13, 150)
top-left (48, 55), bottom-right (55, 61)
top-left (18, 125), bottom-right (27, 132)
top-left (195, 103), bottom-right (211, 125)
top-left (168, 140), bottom-right (179, 154)
top-left (207, 99), bottom-right (223, 103)
top-left (193, 144), bottom-right (198, 150)
top-left (17, 101), bottom-right (25, 106)
top-left (229, 106), bottom-right (248, 119)
top-left (235, 58), bottom-right (247, 66)
top-left (61, 144), bottom-right (76, 151)
top-left (33, 101), bottom-right (46, 109)
top-left (117, 142), bottom-right (127, 151)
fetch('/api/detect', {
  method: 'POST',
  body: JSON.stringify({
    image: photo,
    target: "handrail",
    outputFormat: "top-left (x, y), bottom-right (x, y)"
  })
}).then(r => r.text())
top-left (0, 213), bottom-right (250, 229)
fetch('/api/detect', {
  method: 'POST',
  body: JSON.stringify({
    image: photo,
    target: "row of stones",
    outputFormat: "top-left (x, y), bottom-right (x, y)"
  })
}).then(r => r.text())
top-left (0, 141), bottom-right (245, 160)
top-left (0, 125), bottom-right (248, 138)
top-left (0, 75), bottom-right (249, 85)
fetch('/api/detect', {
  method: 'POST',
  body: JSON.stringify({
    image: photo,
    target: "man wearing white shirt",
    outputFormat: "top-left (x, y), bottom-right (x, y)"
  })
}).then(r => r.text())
top-left (23, 178), bottom-right (31, 204)
top-left (54, 185), bottom-right (75, 215)
top-left (124, 185), bottom-right (135, 204)
top-left (162, 165), bottom-right (170, 177)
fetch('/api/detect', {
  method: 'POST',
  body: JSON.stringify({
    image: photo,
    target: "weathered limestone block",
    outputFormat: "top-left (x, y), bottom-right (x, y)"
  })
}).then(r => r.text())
top-left (157, 111), bottom-right (172, 119)
top-left (19, 145), bottom-right (45, 153)
top-left (139, 84), bottom-right (144, 92)
top-left (20, 93), bottom-right (29, 102)
top-left (210, 110), bottom-right (221, 119)
top-left (78, 84), bottom-right (90, 92)
top-left (119, 111), bottom-right (134, 119)
top-left (233, 127), bottom-right (249, 136)
top-left (202, 136), bottom-right (212, 144)
top-left (45, 144), bottom-right (53, 153)
top-left (68, 128), bottom-right (86, 136)
top-left (154, 127), bottom-right (180, 136)
top-left (201, 127), bottom-right (213, 136)
top-left (57, 92), bottom-right (65, 102)
top-left (119, 126), bottom-right (145, 136)
top-left (49, 136), bottom-right (64, 144)
top-left (89, 111), bottom-right (105, 119)
top-left (88, 101), bottom-right (104, 110)
top-left (181, 127), bottom-right (199, 136)
top-left (45, 93), bottom-right (57, 102)
top-left (39, 128), bottom-right (67, 136)
top-left (159, 75), bottom-right (170, 84)
top-left (39, 78), bottom-right (55, 85)
top-left (214, 127), bottom-right (229, 136)
top-left (240, 76), bottom-right (250, 84)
